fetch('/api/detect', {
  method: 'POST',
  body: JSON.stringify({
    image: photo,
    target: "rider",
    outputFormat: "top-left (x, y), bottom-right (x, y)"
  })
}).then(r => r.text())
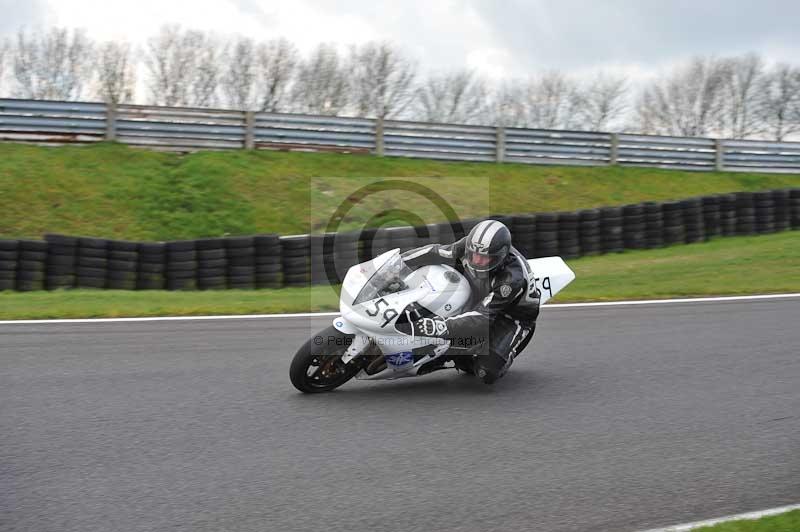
top-left (398, 219), bottom-right (540, 384)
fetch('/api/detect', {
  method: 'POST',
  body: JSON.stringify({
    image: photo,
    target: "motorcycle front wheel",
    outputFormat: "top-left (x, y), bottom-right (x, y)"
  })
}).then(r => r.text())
top-left (289, 326), bottom-right (361, 393)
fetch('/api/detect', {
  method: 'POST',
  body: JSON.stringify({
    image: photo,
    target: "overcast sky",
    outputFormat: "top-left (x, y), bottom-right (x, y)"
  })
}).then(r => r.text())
top-left (2, 0), bottom-right (799, 83)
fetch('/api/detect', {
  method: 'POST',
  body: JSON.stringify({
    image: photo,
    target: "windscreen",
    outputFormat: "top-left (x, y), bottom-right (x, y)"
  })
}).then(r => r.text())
top-left (352, 252), bottom-right (413, 305)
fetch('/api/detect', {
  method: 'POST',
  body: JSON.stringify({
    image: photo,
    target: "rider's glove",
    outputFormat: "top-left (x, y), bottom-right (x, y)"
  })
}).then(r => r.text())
top-left (412, 316), bottom-right (449, 338)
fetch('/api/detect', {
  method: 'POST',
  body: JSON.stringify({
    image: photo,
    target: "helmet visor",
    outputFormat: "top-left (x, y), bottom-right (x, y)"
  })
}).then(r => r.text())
top-left (466, 249), bottom-right (504, 272)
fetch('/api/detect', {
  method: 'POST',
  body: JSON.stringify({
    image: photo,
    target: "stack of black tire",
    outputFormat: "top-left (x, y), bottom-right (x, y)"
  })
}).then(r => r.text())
top-left (44, 234), bottom-right (77, 289)
top-left (226, 237), bottom-right (256, 289)
top-left (557, 212), bottom-right (580, 259)
top-left (643, 202), bottom-right (664, 248)
top-left (435, 221), bottom-right (460, 249)
top-left (599, 207), bottom-right (624, 253)
top-left (0, 240), bottom-right (17, 291)
top-left (735, 192), bottom-right (756, 235)
top-left (165, 240), bottom-right (197, 290)
top-left (107, 240), bottom-right (138, 290)
top-left (622, 204), bottom-right (646, 250)
top-left (414, 224), bottom-right (441, 249)
top-left (681, 198), bottom-right (705, 243)
top-left (718, 194), bottom-right (738, 236)
top-left (772, 189), bottom-right (791, 232)
top-left (387, 226), bottom-right (419, 253)
top-left (661, 201), bottom-right (685, 245)
top-left (196, 238), bottom-right (227, 290)
top-left (702, 196), bottom-right (722, 239)
top-left (281, 235), bottom-right (311, 287)
top-left (578, 209), bottom-right (601, 255)
top-left (77, 237), bottom-right (107, 289)
top-left (791, 189), bottom-right (800, 228)
top-left (255, 234), bottom-right (282, 288)
top-left (14, 240), bottom-right (47, 291)
top-left (310, 234), bottom-right (332, 285)
top-left (137, 243), bottom-right (166, 289)
top-left (511, 215), bottom-right (536, 258)
top-left (534, 213), bottom-right (559, 258)
top-left (753, 191), bottom-right (775, 234)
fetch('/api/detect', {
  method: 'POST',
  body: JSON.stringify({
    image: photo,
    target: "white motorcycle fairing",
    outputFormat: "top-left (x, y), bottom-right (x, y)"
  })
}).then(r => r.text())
top-left (330, 249), bottom-right (575, 380)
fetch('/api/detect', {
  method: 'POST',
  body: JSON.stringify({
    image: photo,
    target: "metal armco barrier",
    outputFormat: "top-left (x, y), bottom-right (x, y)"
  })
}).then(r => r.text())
top-left (3, 98), bottom-right (800, 172)
top-left (1, 189), bottom-right (798, 292)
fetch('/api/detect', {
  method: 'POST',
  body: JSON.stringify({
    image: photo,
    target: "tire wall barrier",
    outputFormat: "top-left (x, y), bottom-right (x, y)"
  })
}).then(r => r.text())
top-left (1, 188), bottom-right (798, 291)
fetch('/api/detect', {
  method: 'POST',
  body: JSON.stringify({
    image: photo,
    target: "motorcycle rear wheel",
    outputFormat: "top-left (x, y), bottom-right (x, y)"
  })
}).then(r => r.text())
top-left (290, 326), bottom-right (361, 393)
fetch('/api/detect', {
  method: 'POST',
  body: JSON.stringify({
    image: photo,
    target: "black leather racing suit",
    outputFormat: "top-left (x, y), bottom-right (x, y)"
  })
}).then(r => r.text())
top-left (401, 237), bottom-right (540, 381)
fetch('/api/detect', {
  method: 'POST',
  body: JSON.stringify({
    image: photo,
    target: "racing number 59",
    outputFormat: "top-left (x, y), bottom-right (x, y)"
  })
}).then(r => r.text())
top-left (365, 298), bottom-right (399, 328)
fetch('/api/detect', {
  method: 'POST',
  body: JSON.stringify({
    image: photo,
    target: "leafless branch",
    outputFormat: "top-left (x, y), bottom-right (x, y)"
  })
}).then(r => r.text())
top-left (576, 74), bottom-right (629, 131)
top-left (256, 38), bottom-right (298, 113)
top-left (719, 54), bottom-right (764, 138)
top-left (94, 40), bottom-right (136, 104)
top-left (756, 64), bottom-right (800, 141)
top-left (634, 57), bottom-right (729, 137)
top-left (292, 43), bottom-right (349, 116)
top-left (11, 27), bottom-right (94, 100)
top-left (350, 41), bottom-right (416, 119)
top-left (221, 36), bottom-right (257, 110)
top-left (414, 70), bottom-right (488, 124)
top-left (522, 72), bottom-right (582, 130)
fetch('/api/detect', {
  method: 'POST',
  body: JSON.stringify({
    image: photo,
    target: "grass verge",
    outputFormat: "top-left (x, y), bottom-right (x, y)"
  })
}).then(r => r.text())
top-left (1, 231), bottom-right (797, 320)
top-left (1, 142), bottom-right (798, 240)
top-left (693, 509), bottom-right (800, 531)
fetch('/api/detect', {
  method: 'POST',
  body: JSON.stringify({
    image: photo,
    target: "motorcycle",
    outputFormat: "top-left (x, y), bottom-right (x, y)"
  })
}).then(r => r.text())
top-left (289, 248), bottom-right (575, 393)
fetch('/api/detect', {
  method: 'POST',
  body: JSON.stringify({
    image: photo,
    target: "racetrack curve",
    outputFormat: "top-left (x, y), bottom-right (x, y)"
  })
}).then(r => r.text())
top-left (1, 298), bottom-right (799, 532)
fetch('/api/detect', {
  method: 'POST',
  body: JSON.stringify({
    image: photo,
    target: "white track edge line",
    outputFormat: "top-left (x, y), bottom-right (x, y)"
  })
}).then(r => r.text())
top-left (1, 293), bottom-right (799, 325)
top-left (639, 502), bottom-right (800, 531)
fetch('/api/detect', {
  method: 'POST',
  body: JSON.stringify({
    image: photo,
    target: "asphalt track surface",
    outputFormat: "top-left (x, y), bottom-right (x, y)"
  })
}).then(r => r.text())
top-left (1, 299), bottom-right (799, 532)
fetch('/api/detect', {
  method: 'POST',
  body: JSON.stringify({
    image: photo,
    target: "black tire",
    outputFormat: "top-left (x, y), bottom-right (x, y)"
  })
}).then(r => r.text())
top-left (256, 263), bottom-right (282, 274)
top-left (167, 250), bottom-right (197, 262)
top-left (289, 326), bottom-right (361, 393)
top-left (18, 260), bottom-right (45, 272)
top-left (167, 240), bottom-right (195, 252)
top-left (139, 243), bottom-right (166, 254)
top-left (198, 249), bottom-right (226, 261)
top-left (17, 270), bottom-right (45, 281)
top-left (108, 259), bottom-right (137, 271)
top-left (109, 240), bottom-right (138, 252)
top-left (109, 250), bottom-right (138, 262)
top-left (47, 275), bottom-right (75, 289)
top-left (77, 276), bottom-right (106, 289)
top-left (198, 277), bottom-right (227, 289)
top-left (78, 257), bottom-right (107, 269)
top-left (78, 248), bottom-right (107, 259)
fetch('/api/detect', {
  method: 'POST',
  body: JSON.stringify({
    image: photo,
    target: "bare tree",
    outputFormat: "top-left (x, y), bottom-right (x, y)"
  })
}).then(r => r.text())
top-left (221, 36), bottom-right (257, 110)
top-left (188, 31), bottom-right (224, 107)
top-left (414, 70), bottom-right (488, 124)
top-left (256, 38), bottom-right (298, 112)
top-left (12, 28), bottom-right (94, 100)
top-left (0, 38), bottom-right (9, 95)
top-left (576, 74), bottom-right (628, 131)
top-left (349, 41), bottom-right (416, 119)
top-left (292, 43), bottom-right (349, 116)
top-left (719, 54), bottom-right (764, 138)
top-left (94, 40), bottom-right (136, 104)
top-left (757, 64), bottom-right (800, 141)
top-left (144, 26), bottom-right (222, 107)
top-left (485, 81), bottom-right (527, 127)
top-left (144, 25), bottom-right (193, 106)
top-left (522, 72), bottom-right (583, 130)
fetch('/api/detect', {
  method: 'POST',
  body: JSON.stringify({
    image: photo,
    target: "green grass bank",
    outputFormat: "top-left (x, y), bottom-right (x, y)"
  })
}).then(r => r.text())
top-left (2, 142), bottom-right (798, 241)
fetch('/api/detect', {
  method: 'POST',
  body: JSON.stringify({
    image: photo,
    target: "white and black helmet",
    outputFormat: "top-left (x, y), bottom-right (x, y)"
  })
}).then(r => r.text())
top-left (464, 219), bottom-right (511, 279)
